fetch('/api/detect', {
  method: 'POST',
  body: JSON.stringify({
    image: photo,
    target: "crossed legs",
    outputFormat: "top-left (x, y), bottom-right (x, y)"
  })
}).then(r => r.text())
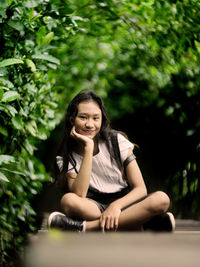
top-left (60, 191), bottom-right (170, 231)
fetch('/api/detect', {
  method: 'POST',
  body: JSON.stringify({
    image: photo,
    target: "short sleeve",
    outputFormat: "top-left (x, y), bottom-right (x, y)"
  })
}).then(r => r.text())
top-left (56, 156), bottom-right (63, 172)
top-left (67, 160), bottom-right (77, 173)
top-left (56, 155), bottom-right (78, 173)
top-left (117, 133), bottom-right (134, 163)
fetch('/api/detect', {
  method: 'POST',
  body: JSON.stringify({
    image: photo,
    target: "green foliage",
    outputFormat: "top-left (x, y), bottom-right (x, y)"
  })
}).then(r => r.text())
top-left (53, 0), bottom-right (200, 217)
top-left (0, 0), bottom-right (77, 265)
top-left (1, 0), bottom-right (200, 265)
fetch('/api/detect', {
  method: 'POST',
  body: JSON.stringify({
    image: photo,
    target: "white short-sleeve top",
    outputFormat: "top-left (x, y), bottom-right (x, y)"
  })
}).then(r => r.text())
top-left (56, 133), bottom-right (134, 193)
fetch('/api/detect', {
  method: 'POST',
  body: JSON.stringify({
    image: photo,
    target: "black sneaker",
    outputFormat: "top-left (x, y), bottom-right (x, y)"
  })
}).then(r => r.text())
top-left (143, 212), bottom-right (175, 232)
top-left (48, 212), bottom-right (84, 232)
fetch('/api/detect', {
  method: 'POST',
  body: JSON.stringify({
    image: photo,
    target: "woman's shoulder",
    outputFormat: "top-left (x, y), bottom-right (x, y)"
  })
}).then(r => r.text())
top-left (117, 131), bottom-right (129, 141)
top-left (116, 131), bottom-right (134, 150)
top-left (112, 130), bottom-right (131, 144)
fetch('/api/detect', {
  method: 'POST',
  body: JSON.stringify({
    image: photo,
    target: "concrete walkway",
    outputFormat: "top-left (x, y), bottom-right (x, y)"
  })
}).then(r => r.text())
top-left (25, 218), bottom-right (200, 267)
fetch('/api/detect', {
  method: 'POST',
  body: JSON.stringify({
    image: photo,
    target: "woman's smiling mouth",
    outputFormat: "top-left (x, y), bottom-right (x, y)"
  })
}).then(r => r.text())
top-left (83, 130), bottom-right (94, 134)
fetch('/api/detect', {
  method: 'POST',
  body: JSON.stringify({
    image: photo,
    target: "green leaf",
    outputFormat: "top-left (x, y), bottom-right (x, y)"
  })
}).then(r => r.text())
top-left (194, 40), bottom-right (200, 53)
top-left (0, 88), bottom-right (3, 100)
top-left (36, 26), bottom-right (46, 45)
top-left (0, 167), bottom-right (25, 177)
top-left (25, 59), bottom-right (36, 72)
top-left (31, 12), bottom-right (42, 22)
top-left (25, 120), bottom-right (37, 136)
top-left (37, 127), bottom-right (48, 140)
top-left (0, 171), bottom-right (9, 182)
top-left (7, 0), bottom-right (14, 6)
top-left (1, 91), bottom-right (20, 102)
top-left (7, 105), bottom-right (18, 116)
top-left (59, 6), bottom-right (74, 15)
top-left (182, 177), bottom-right (188, 197)
top-left (23, 0), bottom-right (40, 8)
top-left (0, 78), bottom-right (14, 88)
top-left (0, 104), bottom-right (8, 114)
top-left (0, 125), bottom-right (8, 136)
top-left (11, 115), bottom-right (24, 130)
top-left (41, 32), bottom-right (54, 46)
top-left (0, 104), bottom-right (18, 116)
top-left (190, 179), bottom-right (198, 193)
top-left (47, 101), bottom-right (58, 108)
top-left (24, 139), bottom-right (35, 155)
top-left (32, 54), bottom-right (60, 64)
top-left (0, 155), bottom-right (16, 165)
top-left (7, 20), bottom-right (24, 31)
top-left (0, 58), bottom-right (24, 68)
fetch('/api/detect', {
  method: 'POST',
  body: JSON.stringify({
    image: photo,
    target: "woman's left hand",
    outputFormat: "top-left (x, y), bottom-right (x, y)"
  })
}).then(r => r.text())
top-left (100, 203), bottom-right (121, 232)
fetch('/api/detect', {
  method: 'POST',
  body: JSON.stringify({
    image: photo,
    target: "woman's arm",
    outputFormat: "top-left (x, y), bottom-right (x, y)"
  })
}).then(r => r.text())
top-left (66, 126), bottom-right (94, 197)
top-left (112, 148), bottom-right (147, 209)
top-left (100, 148), bottom-right (147, 231)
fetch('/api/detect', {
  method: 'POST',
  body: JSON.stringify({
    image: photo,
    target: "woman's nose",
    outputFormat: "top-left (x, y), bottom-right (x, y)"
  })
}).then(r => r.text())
top-left (85, 119), bottom-right (93, 128)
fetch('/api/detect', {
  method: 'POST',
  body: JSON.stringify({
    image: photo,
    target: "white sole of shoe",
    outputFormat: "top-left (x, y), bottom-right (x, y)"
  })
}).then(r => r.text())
top-left (48, 211), bottom-right (65, 228)
top-left (167, 212), bottom-right (176, 231)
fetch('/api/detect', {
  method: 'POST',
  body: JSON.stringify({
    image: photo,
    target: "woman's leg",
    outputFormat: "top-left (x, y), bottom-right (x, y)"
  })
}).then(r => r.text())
top-left (118, 190), bottom-right (170, 230)
top-left (60, 192), bottom-right (101, 221)
top-left (86, 191), bottom-right (170, 231)
top-left (49, 190), bottom-right (172, 232)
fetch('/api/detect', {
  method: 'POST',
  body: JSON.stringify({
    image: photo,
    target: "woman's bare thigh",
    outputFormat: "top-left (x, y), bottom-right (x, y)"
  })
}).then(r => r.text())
top-left (61, 192), bottom-right (102, 221)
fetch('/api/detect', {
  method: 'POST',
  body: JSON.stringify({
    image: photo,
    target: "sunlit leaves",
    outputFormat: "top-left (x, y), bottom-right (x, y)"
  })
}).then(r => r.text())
top-left (1, 0), bottom-right (200, 264)
top-left (25, 59), bottom-right (36, 72)
top-left (0, 0), bottom-right (64, 263)
top-left (0, 88), bottom-right (3, 99)
top-left (51, 0), bottom-right (200, 221)
top-left (0, 154), bottom-right (16, 165)
top-left (32, 53), bottom-right (60, 65)
top-left (0, 58), bottom-right (24, 68)
top-left (41, 32), bottom-right (54, 46)
top-left (1, 91), bottom-right (20, 102)
top-left (23, 0), bottom-right (42, 8)
top-left (11, 115), bottom-right (24, 130)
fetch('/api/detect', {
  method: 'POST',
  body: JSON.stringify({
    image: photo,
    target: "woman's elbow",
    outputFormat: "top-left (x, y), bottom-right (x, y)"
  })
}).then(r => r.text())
top-left (77, 192), bottom-right (87, 198)
top-left (71, 187), bottom-right (87, 198)
top-left (143, 187), bottom-right (148, 196)
top-left (138, 185), bottom-right (147, 196)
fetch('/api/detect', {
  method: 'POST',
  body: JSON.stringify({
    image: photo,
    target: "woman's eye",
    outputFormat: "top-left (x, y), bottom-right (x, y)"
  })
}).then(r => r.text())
top-left (79, 116), bottom-right (87, 119)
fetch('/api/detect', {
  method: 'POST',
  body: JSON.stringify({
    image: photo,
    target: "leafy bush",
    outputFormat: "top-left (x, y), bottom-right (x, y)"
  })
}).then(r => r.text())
top-left (52, 0), bottom-right (199, 215)
top-left (0, 0), bottom-right (200, 265)
top-left (53, 0), bottom-right (200, 218)
top-left (0, 0), bottom-right (77, 265)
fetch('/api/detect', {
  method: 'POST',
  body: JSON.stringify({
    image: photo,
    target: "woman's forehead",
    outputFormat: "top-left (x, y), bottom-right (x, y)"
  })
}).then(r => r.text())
top-left (77, 101), bottom-right (101, 114)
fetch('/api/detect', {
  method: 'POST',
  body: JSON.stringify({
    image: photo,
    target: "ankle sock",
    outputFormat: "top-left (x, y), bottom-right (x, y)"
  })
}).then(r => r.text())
top-left (82, 221), bottom-right (86, 232)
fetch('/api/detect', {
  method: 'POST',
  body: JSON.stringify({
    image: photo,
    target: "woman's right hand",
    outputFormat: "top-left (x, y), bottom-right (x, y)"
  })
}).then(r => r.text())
top-left (70, 126), bottom-right (94, 150)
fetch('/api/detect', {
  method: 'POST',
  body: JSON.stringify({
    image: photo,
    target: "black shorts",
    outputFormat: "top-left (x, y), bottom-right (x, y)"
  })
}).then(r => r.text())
top-left (86, 187), bottom-right (149, 212)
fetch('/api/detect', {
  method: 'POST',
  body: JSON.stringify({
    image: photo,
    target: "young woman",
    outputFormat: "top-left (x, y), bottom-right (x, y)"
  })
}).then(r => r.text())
top-left (48, 90), bottom-right (175, 232)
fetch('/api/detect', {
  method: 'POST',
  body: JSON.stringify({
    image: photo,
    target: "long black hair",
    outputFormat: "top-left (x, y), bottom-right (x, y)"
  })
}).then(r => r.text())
top-left (54, 90), bottom-right (123, 190)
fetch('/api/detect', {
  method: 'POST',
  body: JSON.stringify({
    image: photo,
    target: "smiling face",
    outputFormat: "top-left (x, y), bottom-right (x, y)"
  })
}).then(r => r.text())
top-left (74, 100), bottom-right (102, 140)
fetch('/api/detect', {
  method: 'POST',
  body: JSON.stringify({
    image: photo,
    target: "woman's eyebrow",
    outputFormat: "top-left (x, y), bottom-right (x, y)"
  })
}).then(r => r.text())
top-left (78, 112), bottom-right (101, 116)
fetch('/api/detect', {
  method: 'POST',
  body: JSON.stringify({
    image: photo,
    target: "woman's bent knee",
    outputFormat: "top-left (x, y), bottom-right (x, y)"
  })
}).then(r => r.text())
top-left (60, 192), bottom-right (101, 220)
top-left (149, 191), bottom-right (170, 214)
top-left (60, 192), bottom-right (80, 214)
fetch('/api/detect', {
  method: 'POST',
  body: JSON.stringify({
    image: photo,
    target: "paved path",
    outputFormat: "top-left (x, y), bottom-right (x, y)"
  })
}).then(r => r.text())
top-left (25, 218), bottom-right (200, 267)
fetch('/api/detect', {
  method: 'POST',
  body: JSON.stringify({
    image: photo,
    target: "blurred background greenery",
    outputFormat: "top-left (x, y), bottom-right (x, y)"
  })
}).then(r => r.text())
top-left (0, 0), bottom-right (200, 265)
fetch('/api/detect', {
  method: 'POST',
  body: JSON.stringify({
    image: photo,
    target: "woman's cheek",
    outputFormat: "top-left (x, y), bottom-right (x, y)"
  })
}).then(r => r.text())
top-left (75, 127), bottom-right (82, 134)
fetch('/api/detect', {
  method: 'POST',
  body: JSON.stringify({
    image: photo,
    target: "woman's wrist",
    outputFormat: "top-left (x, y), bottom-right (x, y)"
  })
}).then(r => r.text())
top-left (84, 141), bottom-right (94, 154)
top-left (110, 201), bottom-right (122, 211)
